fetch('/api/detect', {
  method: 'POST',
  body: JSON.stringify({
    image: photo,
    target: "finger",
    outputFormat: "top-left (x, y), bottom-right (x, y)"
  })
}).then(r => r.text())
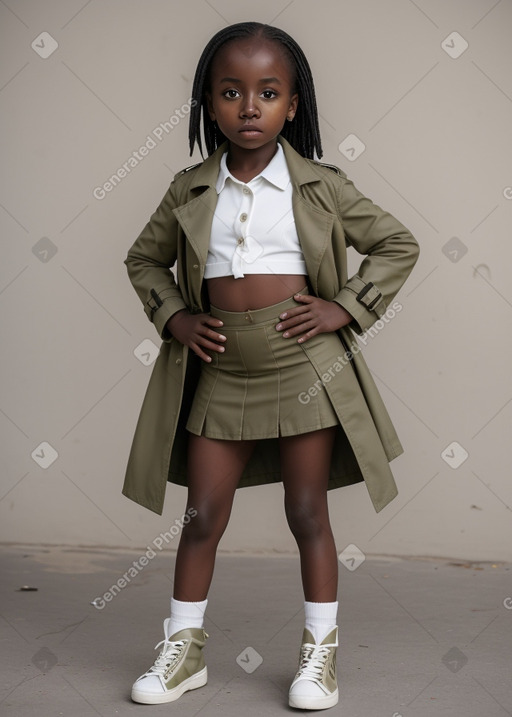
top-left (296, 327), bottom-right (319, 344)
top-left (277, 312), bottom-right (314, 332)
top-left (204, 316), bottom-right (224, 329)
top-left (196, 336), bottom-right (226, 352)
top-left (276, 310), bottom-right (312, 331)
top-left (282, 319), bottom-right (318, 338)
top-left (192, 339), bottom-right (225, 362)
top-left (203, 326), bottom-right (227, 342)
top-left (292, 292), bottom-right (315, 303)
top-left (191, 343), bottom-right (214, 363)
top-left (277, 304), bottom-right (311, 323)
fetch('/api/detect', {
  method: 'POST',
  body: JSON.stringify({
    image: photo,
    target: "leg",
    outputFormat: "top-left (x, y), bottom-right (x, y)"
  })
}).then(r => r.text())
top-left (280, 427), bottom-right (338, 602)
top-left (132, 435), bottom-right (256, 704)
top-left (282, 428), bottom-right (340, 710)
top-left (173, 433), bottom-right (256, 601)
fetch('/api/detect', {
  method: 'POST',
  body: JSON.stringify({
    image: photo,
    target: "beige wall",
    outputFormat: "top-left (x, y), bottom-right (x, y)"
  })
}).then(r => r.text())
top-left (2, 0), bottom-right (511, 561)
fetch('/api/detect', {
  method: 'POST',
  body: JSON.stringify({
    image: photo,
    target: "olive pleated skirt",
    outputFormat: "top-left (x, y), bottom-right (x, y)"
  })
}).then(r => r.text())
top-left (186, 289), bottom-right (343, 440)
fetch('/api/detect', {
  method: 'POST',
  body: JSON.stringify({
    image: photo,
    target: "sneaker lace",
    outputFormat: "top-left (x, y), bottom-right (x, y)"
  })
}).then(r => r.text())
top-left (145, 638), bottom-right (187, 677)
top-left (296, 642), bottom-right (334, 681)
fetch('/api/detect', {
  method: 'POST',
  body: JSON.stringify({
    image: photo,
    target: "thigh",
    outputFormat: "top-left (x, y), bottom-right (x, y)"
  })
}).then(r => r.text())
top-left (280, 427), bottom-right (336, 503)
top-left (185, 433), bottom-right (256, 516)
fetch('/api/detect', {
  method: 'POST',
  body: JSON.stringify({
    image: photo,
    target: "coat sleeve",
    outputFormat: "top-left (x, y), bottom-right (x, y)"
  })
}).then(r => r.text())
top-left (124, 181), bottom-right (187, 342)
top-left (332, 173), bottom-right (420, 335)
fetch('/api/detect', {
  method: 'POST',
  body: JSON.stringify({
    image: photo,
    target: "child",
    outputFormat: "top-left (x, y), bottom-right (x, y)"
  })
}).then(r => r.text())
top-left (123, 21), bottom-right (419, 710)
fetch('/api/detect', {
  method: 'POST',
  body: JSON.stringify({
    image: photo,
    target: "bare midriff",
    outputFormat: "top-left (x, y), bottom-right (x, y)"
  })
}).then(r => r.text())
top-left (207, 274), bottom-right (308, 312)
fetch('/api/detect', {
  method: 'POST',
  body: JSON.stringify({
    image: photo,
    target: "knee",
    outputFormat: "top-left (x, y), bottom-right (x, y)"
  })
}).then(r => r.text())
top-left (181, 503), bottom-right (226, 544)
top-left (284, 494), bottom-right (327, 542)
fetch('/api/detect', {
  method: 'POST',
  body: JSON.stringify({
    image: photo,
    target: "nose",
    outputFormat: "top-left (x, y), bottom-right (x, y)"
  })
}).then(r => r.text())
top-left (240, 93), bottom-right (260, 119)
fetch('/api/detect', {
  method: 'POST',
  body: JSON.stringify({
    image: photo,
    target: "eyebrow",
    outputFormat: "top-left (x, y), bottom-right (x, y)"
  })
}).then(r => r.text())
top-left (219, 76), bottom-right (282, 85)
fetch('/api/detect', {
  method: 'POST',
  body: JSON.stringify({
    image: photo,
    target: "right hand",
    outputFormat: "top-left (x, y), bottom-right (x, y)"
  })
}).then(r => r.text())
top-left (166, 310), bottom-right (226, 363)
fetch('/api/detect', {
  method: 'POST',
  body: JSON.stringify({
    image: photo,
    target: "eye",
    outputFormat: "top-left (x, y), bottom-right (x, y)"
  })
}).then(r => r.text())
top-left (223, 89), bottom-right (240, 99)
top-left (261, 90), bottom-right (277, 99)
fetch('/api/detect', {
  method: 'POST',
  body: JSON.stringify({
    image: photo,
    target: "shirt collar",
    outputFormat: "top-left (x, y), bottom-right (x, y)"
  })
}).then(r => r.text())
top-left (215, 142), bottom-right (290, 193)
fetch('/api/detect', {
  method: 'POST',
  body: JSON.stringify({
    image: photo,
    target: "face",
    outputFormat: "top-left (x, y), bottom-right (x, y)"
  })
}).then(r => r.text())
top-left (206, 37), bottom-right (298, 153)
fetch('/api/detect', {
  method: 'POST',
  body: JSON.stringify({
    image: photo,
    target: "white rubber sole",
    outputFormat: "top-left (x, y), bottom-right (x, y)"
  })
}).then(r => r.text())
top-left (289, 686), bottom-right (339, 710)
top-left (131, 666), bottom-right (208, 704)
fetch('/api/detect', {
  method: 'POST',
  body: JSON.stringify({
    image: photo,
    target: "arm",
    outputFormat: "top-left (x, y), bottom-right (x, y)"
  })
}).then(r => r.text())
top-left (276, 172), bottom-right (420, 342)
top-left (124, 181), bottom-right (187, 342)
top-left (124, 182), bottom-right (226, 360)
top-left (332, 174), bottom-right (420, 335)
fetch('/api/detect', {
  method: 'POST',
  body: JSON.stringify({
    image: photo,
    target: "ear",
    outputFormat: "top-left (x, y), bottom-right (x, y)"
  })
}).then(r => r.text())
top-left (287, 93), bottom-right (299, 122)
top-left (205, 91), bottom-right (216, 121)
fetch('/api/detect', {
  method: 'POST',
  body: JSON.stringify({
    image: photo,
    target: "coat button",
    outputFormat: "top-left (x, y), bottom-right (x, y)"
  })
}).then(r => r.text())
top-left (192, 264), bottom-right (199, 270)
top-left (175, 358), bottom-right (182, 365)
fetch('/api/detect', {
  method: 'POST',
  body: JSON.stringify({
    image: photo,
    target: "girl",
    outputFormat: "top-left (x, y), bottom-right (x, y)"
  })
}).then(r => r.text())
top-left (123, 21), bottom-right (419, 710)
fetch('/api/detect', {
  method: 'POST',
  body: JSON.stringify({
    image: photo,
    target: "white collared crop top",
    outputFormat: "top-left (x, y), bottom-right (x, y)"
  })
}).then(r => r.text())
top-left (204, 143), bottom-right (308, 279)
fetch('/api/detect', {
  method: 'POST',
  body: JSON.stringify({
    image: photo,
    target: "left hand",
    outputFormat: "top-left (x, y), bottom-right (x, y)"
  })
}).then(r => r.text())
top-left (275, 293), bottom-right (353, 343)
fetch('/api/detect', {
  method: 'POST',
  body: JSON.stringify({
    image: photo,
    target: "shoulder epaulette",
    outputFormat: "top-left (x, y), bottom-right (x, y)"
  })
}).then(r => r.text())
top-left (173, 162), bottom-right (202, 180)
top-left (315, 160), bottom-right (344, 176)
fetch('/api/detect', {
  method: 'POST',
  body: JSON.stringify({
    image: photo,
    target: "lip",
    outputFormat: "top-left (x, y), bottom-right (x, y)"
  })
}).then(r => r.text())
top-left (239, 125), bottom-right (262, 133)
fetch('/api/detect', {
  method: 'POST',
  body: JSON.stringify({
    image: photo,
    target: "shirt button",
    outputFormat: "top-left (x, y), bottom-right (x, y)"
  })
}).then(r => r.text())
top-left (242, 187), bottom-right (251, 195)
top-left (237, 238), bottom-right (244, 245)
top-left (240, 213), bottom-right (248, 222)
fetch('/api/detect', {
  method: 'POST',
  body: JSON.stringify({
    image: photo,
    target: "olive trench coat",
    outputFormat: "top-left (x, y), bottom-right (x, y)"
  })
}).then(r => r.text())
top-left (122, 136), bottom-right (419, 515)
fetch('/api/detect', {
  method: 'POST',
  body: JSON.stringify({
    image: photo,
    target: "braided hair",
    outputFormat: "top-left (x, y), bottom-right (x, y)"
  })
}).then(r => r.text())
top-left (188, 22), bottom-right (322, 159)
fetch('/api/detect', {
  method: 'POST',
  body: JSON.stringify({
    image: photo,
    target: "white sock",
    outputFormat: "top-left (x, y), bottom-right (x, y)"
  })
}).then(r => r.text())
top-left (304, 600), bottom-right (338, 645)
top-left (167, 597), bottom-right (208, 637)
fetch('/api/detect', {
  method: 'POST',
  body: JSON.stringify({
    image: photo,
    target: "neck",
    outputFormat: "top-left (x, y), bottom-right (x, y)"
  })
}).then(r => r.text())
top-left (226, 140), bottom-right (278, 181)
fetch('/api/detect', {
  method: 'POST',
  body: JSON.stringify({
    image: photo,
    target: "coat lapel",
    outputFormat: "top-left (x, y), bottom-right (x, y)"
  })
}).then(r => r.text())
top-left (172, 187), bottom-right (218, 268)
top-left (171, 143), bottom-right (227, 269)
top-left (290, 192), bottom-right (334, 294)
top-left (280, 138), bottom-right (335, 294)
top-left (172, 137), bottom-right (335, 293)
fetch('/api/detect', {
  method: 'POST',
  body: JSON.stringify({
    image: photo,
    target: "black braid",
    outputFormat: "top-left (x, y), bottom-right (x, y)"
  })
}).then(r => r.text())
top-left (188, 22), bottom-right (322, 159)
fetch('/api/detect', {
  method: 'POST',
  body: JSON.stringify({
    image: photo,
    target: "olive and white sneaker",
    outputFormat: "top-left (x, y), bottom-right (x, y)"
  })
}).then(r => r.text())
top-left (288, 626), bottom-right (339, 710)
top-left (131, 618), bottom-right (208, 704)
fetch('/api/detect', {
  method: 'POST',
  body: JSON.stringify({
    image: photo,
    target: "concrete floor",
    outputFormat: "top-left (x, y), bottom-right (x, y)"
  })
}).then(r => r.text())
top-left (0, 544), bottom-right (511, 717)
